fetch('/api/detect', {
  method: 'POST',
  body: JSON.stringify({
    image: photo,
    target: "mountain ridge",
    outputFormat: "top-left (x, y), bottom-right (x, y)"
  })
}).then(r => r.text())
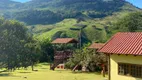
top-left (1, 0), bottom-right (139, 25)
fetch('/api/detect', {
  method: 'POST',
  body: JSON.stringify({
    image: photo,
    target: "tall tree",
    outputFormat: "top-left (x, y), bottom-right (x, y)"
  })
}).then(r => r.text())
top-left (40, 38), bottom-right (54, 62)
top-left (0, 18), bottom-right (41, 71)
top-left (25, 37), bottom-right (41, 71)
top-left (0, 19), bottom-right (28, 71)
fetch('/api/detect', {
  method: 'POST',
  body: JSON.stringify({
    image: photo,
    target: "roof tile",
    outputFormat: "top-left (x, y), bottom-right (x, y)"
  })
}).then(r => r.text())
top-left (88, 43), bottom-right (104, 49)
top-left (52, 38), bottom-right (78, 44)
top-left (98, 32), bottom-right (142, 55)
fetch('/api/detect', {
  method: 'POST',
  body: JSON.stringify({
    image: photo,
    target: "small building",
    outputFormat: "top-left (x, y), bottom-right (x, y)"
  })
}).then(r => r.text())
top-left (88, 43), bottom-right (104, 50)
top-left (50, 38), bottom-right (78, 70)
top-left (52, 38), bottom-right (78, 44)
top-left (98, 32), bottom-right (142, 80)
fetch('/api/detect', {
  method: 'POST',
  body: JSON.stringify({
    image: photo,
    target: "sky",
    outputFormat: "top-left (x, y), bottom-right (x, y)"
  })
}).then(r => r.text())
top-left (12, 0), bottom-right (31, 3)
top-left (125, 0), bottom-right (142, 8)
top-left (12, 0), bottom-right (142, 8)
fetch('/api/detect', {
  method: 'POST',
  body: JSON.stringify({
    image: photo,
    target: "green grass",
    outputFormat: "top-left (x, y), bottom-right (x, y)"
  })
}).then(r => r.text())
top-left (29, 11), bottom-right (132, 42)
top-left (34, 18), bottom-right (107, 42)
top-left (36, 19), bottom-right (78, 40)
top-left (0, 63), bottom-right (106, 80)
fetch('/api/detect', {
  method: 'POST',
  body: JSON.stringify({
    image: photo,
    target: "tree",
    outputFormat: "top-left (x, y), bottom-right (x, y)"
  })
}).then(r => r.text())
top-left (40, 38), bottom-right (54, 62)
top-left (65, 46), bottom-right (106, 72)
top-left (25, 37), bottom-right (41, 71)
top-left (0, 18), bottom-right (41, 71)
top-left (112, 12), bottom-right (142, 32)
top-left (0, 19), bottom-right (29, 71)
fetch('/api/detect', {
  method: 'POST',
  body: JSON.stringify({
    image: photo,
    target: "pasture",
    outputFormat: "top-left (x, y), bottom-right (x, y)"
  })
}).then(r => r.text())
top-left (0, 63), bottom-right (106, 80)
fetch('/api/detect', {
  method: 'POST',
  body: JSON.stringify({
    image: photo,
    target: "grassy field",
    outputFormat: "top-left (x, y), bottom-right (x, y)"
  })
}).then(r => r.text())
top-left (0, 63), bottom-right (107, 80)
top-left (29, 11), bottom-right (131, 42)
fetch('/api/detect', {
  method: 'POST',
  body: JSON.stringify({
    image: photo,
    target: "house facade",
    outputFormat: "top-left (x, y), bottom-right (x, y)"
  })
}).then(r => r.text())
top-left (98, 32), bottom-right (142, 80)
top-left (110, 54), bottom-right (142, 80)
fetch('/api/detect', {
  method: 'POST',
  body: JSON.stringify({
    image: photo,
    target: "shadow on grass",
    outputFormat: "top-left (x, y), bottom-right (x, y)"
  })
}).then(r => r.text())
top-left (72, 71), bottom-right (101, 75)
top-left (54, 69), bottom-right (68, 72)
top-left (0, 73), bottom-right (21, 78)
top-left (0, 73), bottom-right (11, 77)
top-left (40, 63), bottom-right (50, 66)
top-left (40, 68), bottom-right (48, 69)
top-left (35, 63), bottom-right (49, 67)
top-left (19, 72), bottom-right (32, 74)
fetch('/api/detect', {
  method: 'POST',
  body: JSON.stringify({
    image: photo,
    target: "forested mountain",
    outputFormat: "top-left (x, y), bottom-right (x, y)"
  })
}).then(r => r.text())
top-left (0, 0), bottom-right (20, 15)
top-left (0, 0), bottom-right (142, 43)
top-left (21, 0), bottom-right (138, 12)
top-left (0, 0), bottom-right (20, 9)
top-left (1, 0), bottom-right (139, 24)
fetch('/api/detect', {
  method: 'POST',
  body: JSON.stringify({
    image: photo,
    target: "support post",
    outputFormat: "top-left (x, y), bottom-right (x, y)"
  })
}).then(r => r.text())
top-left (102, 64), bottom-right (105, 77)
top-left (108, 54), bottom-right (111, 80)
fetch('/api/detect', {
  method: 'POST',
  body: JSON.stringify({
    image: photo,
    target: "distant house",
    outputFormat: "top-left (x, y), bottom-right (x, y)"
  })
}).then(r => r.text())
top-left (88, 43), bottom-right (104, 50)
top-left (52, 38), bottom-right (78, 44)
top-left (98, 32), bottom-right (142, 80)
top-left (51, 38), bottom-right (78, 70)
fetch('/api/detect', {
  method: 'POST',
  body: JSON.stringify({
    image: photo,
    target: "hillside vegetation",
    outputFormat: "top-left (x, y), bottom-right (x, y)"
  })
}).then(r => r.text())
top-left (0, 0), bottom-right (141, 43)
top-left (34, 11), bottom-right (142, 42)
top-left (2, 0), bottom-right (139, 24)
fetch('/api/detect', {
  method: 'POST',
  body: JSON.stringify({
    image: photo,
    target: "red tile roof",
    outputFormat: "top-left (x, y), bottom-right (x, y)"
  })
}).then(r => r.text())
top-left (98, 32), bottom-right (142, 55)
top-left (52, 38), bottom-right (78, 44)
top-left (88, 43), bottom-right (104, 49)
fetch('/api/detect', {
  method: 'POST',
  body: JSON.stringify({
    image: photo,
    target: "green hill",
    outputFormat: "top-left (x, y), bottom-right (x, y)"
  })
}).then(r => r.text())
top-left (0, 0), bottom-right (141, 43)
top-left (33, 11), bottom-right (131, 42)
top-left (2, 0), bottom-right (140, 24)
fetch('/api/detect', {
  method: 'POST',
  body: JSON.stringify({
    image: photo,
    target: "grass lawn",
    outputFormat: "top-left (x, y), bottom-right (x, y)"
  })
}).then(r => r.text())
top-left (0, 63), bottom-right (107, 80)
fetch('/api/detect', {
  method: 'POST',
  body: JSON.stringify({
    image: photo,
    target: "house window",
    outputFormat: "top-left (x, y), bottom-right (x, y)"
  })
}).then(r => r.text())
top-left (118, 63), bottom-right (142, 78)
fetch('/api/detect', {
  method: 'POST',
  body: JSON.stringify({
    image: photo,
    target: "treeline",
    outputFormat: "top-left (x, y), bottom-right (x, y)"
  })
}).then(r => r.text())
top-left (0, 18), bottom-right (54, 71)
top-left (7, 10), bottom-right (64, 25)
top-left (55, 0), bottom-right (125, 12)
top-left (4, 10), bottom-right (84, 25)
top-left (1, 0), bottom-right (133, 25)
top-left (4, 9), bottom-right (111, 25)
top-left (110, 12), bottom-right (142, 33)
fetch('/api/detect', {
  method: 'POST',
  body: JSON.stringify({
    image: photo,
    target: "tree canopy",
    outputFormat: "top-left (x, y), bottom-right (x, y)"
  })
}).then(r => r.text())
top-left (112, 12), bottom-right (142, 32)
top-left (0, 18), bottom-right (40, 71)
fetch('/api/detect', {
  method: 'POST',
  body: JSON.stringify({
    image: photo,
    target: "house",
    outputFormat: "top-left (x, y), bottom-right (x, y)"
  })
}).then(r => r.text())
top-left (50, 38), bottom-right (78, 70)
top-left (98, 32), bottom-right (142, 80)
top-left (52, 38), bottom-right (78, 44)
top-left (88, 43), bottom-right (104, 50)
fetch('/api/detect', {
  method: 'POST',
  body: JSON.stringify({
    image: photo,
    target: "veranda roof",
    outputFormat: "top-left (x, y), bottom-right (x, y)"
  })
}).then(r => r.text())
top-left (98, 32), bottom-right (142, 55)
top-left (88, 43), bottom-right (104, 49)
top-left (52, 38), bottom-right (78, 44)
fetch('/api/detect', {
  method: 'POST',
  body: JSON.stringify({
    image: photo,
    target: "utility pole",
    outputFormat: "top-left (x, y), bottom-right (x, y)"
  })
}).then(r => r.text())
top-left (79, 29), bottom-right (82, 53)
top-left (70, 24), bottom-right (86, 53)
